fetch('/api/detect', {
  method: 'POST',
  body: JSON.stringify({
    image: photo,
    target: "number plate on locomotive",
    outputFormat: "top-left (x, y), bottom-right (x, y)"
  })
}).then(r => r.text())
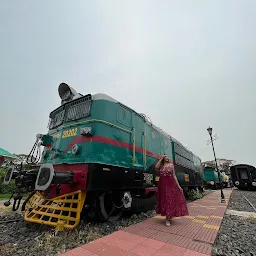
top-left (62, 128), bottom-right (78, 138)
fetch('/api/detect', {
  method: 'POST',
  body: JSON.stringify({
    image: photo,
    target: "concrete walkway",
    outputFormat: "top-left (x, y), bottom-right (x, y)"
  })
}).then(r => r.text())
top-left (61, 189), bottom-right (232, 256)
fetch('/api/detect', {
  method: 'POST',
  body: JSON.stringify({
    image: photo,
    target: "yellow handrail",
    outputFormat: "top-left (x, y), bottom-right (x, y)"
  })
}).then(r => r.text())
top-left (132, 128), bottom-right (136, 165)
top-left (143, 133), bottom-right (147, 167)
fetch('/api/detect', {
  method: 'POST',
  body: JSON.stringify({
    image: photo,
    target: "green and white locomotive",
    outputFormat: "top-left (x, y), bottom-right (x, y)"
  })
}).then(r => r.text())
top-left (3, 83), bottom-right (204, 229)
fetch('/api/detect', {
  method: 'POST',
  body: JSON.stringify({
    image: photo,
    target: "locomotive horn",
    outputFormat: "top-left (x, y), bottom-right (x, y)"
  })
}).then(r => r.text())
top-left (58, 82), bottom-right (83, 105)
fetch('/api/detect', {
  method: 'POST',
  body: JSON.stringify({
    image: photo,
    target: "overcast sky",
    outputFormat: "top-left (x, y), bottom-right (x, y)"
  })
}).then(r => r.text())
top-left (1, 1), bottom-right (255, 166)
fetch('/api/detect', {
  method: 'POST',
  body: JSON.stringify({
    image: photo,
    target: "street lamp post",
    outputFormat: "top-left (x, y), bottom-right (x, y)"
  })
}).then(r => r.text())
top-left (207, 127), bottom-right (226, 203)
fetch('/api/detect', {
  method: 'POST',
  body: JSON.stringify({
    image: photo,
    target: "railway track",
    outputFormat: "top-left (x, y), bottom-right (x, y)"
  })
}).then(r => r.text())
top-left (0, 218), bottom-right (23, 225)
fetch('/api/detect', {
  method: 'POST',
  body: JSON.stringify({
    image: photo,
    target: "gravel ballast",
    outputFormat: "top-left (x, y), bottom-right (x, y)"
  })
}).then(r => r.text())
top-left (0, 189), bottom-right (216, 256)
top-left (0, 210), bottom-right (155, 256)
top-left (228, 189), bottom-right (256, 213)
top-left (212, 189), bottom-right (256, 256)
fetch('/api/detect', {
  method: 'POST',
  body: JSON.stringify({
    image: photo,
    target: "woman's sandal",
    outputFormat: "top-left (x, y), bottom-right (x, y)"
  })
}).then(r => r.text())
top-left (165, 220), bottom-right (171, 227)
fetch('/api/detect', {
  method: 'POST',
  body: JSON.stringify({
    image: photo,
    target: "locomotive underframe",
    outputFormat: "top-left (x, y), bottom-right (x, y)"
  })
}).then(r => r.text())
top-left (20, 162), bottom-right (203, 229)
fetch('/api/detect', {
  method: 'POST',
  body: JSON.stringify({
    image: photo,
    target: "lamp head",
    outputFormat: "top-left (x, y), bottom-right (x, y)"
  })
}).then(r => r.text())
top-left (207, 127), bottom-right (213, 136)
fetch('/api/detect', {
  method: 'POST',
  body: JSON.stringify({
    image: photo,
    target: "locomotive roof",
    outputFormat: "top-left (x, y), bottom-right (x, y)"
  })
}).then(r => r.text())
top-left (92, 93), bottom-right (118, 103)
top-left (92, 93), bottom-right (195, 156)
top-left (230, 164), bottom-right (255, 168)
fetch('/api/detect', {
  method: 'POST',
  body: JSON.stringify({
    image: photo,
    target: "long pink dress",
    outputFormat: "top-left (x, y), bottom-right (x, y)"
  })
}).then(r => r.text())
top-left (156, 164), bottom-right (189, 218)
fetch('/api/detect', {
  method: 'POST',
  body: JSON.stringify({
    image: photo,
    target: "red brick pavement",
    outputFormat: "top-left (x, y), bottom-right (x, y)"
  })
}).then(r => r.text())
top-left (60, 189), bottom-right (232, 256)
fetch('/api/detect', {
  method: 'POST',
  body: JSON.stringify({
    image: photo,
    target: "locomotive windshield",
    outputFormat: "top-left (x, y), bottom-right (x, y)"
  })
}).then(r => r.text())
top-left (48, 94), bottom-right (92, 129)
top-left (238, 167), bottom-right (249, 179)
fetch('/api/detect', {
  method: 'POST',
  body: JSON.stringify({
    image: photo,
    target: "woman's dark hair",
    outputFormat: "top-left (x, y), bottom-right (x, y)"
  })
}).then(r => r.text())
top-left (158, 157), bottom-right (165, 170)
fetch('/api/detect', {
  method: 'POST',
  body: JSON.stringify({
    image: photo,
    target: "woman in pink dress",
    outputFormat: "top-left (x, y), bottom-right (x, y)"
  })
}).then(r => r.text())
top-left (155, 154), bottom-right (189, 226)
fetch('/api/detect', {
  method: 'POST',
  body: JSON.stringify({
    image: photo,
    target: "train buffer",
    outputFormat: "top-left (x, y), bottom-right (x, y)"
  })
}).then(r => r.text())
top-left (60, 189), bottom-right (232, 256)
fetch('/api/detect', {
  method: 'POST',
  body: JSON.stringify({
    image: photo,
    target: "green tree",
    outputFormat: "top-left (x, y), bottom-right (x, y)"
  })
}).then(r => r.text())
top-left (202, 158), bottom-right (235, 175)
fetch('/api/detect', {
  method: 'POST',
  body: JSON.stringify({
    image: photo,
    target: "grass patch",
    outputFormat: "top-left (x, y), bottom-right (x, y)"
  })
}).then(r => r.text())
top-left (187, 189), bottom-right (204, 200)
top-left (0, 193), bottom-right (12, 200)
top-left (0, 193), bottom-right (29, 200)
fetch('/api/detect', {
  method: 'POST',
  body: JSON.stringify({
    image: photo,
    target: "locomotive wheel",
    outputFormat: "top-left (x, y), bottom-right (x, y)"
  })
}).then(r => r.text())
top-left (97, 191), bottom-right (123, 222)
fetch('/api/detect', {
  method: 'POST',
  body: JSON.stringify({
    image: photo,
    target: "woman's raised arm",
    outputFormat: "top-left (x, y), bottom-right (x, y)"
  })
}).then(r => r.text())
top-left (155, 155), bottom-right (165, 170)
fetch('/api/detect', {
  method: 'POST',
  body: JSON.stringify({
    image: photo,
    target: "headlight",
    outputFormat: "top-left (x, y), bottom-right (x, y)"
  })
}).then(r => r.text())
top-left (210, 181), bottom-right (214, 185)
top-left (35, 164), bottom-right (55, 191)
top-left (2, 166), bottom-right (15, 185)
top-left (80, 127), bottom-right (93, 136)
top-left (235, 181), bottom-right (240, 186)
top-left (252, 182), bottom-right (256, 186)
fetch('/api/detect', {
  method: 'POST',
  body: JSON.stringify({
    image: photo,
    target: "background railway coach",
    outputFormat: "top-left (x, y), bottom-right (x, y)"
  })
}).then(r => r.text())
top-left (230, 164), bottom-right (256, 190)
top-left (222, 173), bottom-right (230, 188)
top-left (203, 166), bottom-right (224, 189)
